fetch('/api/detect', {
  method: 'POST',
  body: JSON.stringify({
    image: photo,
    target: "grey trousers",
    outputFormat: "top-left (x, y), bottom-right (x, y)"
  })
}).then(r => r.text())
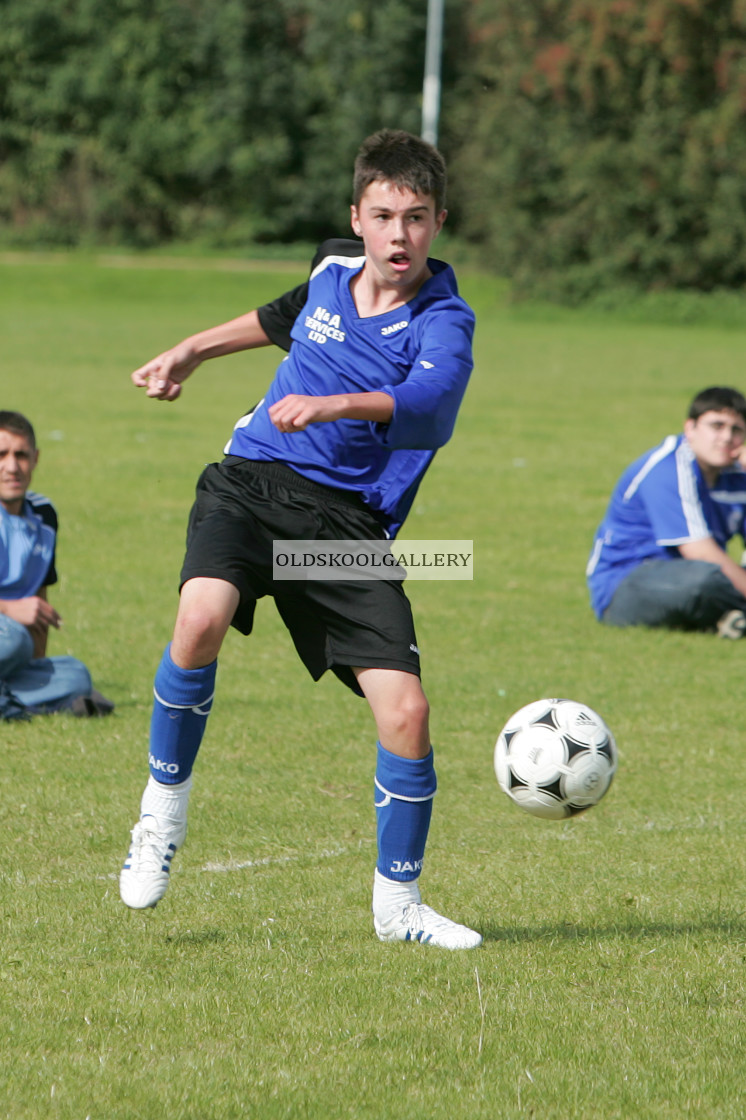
top-left (603, 559), bottom-right (746, 631)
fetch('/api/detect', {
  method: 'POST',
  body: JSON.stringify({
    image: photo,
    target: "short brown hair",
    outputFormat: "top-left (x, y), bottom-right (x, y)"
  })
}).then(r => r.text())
top-left (353, 129), bottom-right (447, 213)
top-left (688, 387), bottom-right (746, 425)
top-left (0, 410), bottom-right (36, 448)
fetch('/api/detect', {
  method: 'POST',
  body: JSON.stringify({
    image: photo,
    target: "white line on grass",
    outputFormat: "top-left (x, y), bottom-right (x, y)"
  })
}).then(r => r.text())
top-left (202, 844), bottom-right (366, 873)
top-left (100, 839), bottom-right (374, 881)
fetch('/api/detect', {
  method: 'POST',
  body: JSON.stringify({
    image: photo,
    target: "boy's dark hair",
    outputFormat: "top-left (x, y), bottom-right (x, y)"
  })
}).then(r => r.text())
top-left (688, 387), bottom-right (746, 425)
top-left (0, 410), bottom-right (36, 448)
top-left (353, 129), bottom-right (447, 213)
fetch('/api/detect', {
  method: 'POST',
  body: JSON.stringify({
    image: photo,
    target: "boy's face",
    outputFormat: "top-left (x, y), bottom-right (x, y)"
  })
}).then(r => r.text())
top-left (350, 180), bottom-right (446, 293)
top-left (684, 408), bottom-right (746, 476)
top-left (0, 428), bottom-right (38, 515)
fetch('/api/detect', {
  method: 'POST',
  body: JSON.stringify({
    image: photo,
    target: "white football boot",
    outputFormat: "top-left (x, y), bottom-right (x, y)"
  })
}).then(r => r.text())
top-left (374, 903), bottom-right (483, 950)
top-left (372, 869), bottom-right (482, 950)
top-left (119, 777), bottom-right (191, 909)
top-left (119, 814), bottom-right (186, 909)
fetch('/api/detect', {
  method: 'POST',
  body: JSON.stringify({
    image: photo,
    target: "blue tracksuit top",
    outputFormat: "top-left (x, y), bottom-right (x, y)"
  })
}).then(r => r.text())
top-left (0, 492), bottom-right (57, 599)
top-left (586, 433), bottom-right (746, 617)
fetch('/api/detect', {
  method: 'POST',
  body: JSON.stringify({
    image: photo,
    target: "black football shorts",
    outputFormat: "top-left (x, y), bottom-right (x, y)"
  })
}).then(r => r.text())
top-left (180, 457), bottom-right (421, 694)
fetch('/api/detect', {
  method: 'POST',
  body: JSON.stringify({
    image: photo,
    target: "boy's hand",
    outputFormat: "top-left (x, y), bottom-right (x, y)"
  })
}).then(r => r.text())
top-left (0, 596), bottom-right (61, 632)
top-left (131, 342), bottom-right (202, 402)
top-left (269, 395), bottom-right (342, 432)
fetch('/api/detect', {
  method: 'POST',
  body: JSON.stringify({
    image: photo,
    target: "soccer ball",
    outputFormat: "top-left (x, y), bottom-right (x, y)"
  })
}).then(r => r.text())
top-left (494, 698), bottom-right (617, 820)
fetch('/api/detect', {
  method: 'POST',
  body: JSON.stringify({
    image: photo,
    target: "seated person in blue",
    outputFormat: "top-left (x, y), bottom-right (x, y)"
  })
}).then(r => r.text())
top-left (0, 410), bottom-right (114, 716)
top-left (587, 386), bottom-right (746, 637)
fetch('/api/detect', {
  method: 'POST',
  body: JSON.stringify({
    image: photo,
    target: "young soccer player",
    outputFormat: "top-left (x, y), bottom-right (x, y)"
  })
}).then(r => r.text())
top-left (119, 129), bottom-right (482, 950)
top-left (587, 386), bottom-right (746, 635)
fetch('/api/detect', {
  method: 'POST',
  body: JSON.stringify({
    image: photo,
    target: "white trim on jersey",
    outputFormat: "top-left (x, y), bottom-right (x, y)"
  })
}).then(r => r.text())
top-left (309, 253), bottom-right (366, 281)
top-left (622, 435), bottom-right (677, 502)
top-left (674, 439), bottom-right (710, 539)
top-left (26, 491), bottom-right (56, 514)
top-left (656, 535), bottom-right (708, 546)
top-left (224, 399), bottom-right (265, 455)
top-left (711, 487), bottom-right (746, 503)
top-left (585, 534), bottom-right (604, 577)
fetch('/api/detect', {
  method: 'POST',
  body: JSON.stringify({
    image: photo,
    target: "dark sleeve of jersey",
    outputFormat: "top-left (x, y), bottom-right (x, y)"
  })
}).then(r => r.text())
top-left (257, 284), bottom-right (308, 352)
top-left (256, 239), bottom-right (364, 353)
top-left (37, 499), bottom-right (59, 588)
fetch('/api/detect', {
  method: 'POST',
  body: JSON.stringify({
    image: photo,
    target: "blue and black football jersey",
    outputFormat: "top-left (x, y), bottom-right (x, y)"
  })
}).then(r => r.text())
top-left (226, 240), bottom-right (475, 536)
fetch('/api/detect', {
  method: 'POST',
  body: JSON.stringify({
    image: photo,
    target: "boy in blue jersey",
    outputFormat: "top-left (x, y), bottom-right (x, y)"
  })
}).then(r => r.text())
top-left (119, 130), bottom-right (482, 950)
top-left (0, 410), bottom-right (114, 717)
top-left (587, 386), bottom-right (746, 635)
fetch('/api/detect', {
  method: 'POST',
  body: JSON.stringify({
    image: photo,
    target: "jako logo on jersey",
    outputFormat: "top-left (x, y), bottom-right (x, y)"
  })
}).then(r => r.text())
top-left (390, 859), bottom-right (424, 874)
top-left (305, 306), bottom-right (346, 345)
top-left (381, 320), bottom-right (408, 336)
top-left (149, 753), bottom-right (179, 775)
top-left (420, 360), bottom-right (434, 369)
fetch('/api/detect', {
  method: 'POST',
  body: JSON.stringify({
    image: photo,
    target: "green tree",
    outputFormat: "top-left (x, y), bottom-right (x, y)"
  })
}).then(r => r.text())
top-left (450, 0), bottom-right (746, 298)
top-left (0, 0), bottom-right (309, 244)
top-left (0, 0), bottom-right (452, 247)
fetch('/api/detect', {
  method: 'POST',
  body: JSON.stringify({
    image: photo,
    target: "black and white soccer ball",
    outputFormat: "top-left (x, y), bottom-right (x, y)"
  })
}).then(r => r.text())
top-left (494, 698), bottom-right (618, 820)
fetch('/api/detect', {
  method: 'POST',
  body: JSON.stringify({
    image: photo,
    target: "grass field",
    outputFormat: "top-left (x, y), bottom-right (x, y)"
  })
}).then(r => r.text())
top-left (3, 253), bottom-right (746, 1119)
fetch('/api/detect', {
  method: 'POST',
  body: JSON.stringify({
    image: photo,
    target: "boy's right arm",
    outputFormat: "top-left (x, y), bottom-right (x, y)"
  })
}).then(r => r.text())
top-left (130, 262), bottom-right (315, 403)
top-left (131, 245), bottom-right (348, 401)
top-left (131, 309), bottom-right (274, 402)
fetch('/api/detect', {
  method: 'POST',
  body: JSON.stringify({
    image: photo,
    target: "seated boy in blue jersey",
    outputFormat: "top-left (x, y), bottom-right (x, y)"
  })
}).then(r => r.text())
top-left (587, 386), bottom-right (746, 637)
top-left (119, 129), bottom-right (482, 950)
top-left (0, 410), bottom-right (114, 718)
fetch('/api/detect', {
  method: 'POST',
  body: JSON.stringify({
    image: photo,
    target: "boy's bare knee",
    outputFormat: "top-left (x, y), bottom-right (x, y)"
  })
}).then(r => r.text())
top-left (380, 690), bottom-right (430, 749)
top-left (171, 578), bottom-right (239, 667)
top-left (172, 604), bottom-right (227, 667)
top-left (403, 690), bottom-right (430, 733)
top-left (177, 598), bottom-right (219, 635)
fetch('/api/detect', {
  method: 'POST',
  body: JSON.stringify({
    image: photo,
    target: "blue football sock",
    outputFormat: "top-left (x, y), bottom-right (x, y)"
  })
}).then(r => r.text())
top-left (148, 644), bottom-right (216, 785)
top-left (374, 741), bottom-right (436, 882)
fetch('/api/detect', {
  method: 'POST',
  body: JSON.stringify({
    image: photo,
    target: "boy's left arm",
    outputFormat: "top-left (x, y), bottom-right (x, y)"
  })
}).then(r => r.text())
top-left (372, 315), bottom-right (474, 450)
top-left (268, 391), bottom-right (393, 432)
